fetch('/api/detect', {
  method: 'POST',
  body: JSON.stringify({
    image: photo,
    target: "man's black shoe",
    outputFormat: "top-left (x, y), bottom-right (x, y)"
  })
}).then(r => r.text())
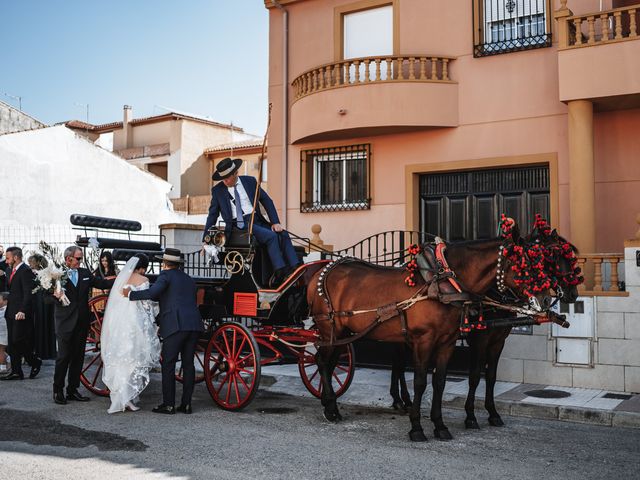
top-left (67, 390), bottom-right (90, 402)
top-left (29, 358), bottom-right (42, 379)
top-left (152, 404), bottom-right (176, 414)
top-left (176, 404), bottom-right (192, 414)
top-left (269, 267), bottom-right (288, 289)
top-left (53, 391), bottom-right (67, 405)
top-left (0, 372), bottom-right (24, 381)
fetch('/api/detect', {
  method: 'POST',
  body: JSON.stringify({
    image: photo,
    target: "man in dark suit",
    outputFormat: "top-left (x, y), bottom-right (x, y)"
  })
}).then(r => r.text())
top-left (51, 246), bottom-right (114, 404)
top-left (0, 245), bottom-right (7, 292)
top-left (202, 157), bottom-right (300, 287)
top-left (1, 246), bottom-right (42, 381)
top-left (123, 248), bottom-right (203, 414)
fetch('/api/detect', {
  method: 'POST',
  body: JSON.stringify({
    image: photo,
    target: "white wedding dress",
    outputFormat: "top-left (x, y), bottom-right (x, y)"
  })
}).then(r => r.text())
top-left (101, 257), bottom-right (161, 414)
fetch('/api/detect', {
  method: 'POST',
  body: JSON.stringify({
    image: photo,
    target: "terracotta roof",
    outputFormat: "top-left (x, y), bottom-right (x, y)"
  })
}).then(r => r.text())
top-left (204, 138), bottom-right (265, 155)
top-left (65, 112), bottom-right (244, 134)
top-left (65, 120), bottom-right (97, 130)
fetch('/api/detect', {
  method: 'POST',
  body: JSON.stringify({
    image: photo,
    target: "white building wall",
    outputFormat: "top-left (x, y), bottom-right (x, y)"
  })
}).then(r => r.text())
top-left (0, 125), bottom-right (182, 249)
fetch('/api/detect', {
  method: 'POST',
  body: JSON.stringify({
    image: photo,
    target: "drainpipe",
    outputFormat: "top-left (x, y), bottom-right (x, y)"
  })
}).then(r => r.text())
top-left (272, 0), bottom-right (289, 227)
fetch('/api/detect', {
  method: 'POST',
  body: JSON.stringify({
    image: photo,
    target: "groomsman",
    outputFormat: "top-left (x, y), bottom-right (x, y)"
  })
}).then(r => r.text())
top-left (51, 246), bottom-right (114, 404)
top-left (1, 247), bottom-right (41, 381)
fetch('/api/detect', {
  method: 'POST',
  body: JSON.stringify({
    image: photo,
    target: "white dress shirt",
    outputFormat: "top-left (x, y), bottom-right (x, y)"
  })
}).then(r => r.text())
top-left (227, 180), bottom-right (254, 219)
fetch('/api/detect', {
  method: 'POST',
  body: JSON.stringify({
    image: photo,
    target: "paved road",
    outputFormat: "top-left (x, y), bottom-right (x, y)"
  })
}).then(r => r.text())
top-left (1, 363), bottom-right (639, 480)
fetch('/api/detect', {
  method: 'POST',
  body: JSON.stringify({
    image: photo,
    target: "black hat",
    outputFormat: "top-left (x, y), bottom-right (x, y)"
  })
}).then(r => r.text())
top-left (212, 157), bottom-right (243, 181)
top-left (155, 248), bottom-right (185, 264)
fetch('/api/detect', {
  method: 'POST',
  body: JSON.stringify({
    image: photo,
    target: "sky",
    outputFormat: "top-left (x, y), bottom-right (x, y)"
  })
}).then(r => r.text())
top-left (1, 0), bottom-right (270, 136)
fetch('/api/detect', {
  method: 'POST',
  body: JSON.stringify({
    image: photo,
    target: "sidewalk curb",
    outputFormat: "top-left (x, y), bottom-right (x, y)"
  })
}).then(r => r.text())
top-left (441, 395), bottom-right (640, 429)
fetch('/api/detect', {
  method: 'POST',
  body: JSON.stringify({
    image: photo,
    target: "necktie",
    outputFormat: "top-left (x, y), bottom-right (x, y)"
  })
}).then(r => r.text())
top-left (9, 268), bottom-right (16, 284)
top-left (234, 186), bottom-right (245, 229)
top-left (69, 269), bottom-right (78, 286)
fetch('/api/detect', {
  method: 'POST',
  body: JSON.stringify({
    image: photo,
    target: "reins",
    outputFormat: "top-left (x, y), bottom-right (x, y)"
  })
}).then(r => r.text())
top-left (312, 236), bottom-right (551, 348)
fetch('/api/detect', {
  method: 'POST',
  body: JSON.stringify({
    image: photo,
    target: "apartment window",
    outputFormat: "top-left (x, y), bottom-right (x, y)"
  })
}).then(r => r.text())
top-left (301, 145), bottom-right (371, 213)
top-left (337, 1), bottom-right (396, 81)
top-left (473, 0), bottom-right (552, 57)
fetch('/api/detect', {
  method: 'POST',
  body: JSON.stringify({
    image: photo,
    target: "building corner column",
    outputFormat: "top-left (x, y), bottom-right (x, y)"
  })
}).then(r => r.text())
top-left (567, 99), bottom-right (596, 255)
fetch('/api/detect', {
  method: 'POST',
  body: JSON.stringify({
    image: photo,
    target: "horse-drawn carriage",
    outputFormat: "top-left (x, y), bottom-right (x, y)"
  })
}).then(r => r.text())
top-left (74, 214), bottom-right (355, 410)
top-left (73, 212), bottom-right (580, 441)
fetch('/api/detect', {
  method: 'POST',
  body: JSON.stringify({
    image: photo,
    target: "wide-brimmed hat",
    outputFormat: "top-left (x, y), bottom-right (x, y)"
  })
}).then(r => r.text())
top-left (155, 248), bottom-right (185, 264)
top-left (212, 157), bottom-right (243, 181)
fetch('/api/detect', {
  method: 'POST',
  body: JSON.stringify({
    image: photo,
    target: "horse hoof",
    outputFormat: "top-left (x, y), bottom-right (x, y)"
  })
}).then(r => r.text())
top-left (408, 429), bottom-right (428, 442)
top-left (392, 400), bottom-right (405, 411)
top-left (488, 416), bottom-right (505, 427)
top-left (465, 419), bottom-right (480, 430)
top-left (434, 428), bottom-right (453, 441)
top-left (323, 411), bottom-right (341, 423)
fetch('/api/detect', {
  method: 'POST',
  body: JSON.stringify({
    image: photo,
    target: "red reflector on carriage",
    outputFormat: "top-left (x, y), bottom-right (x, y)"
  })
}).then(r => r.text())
top-left (234, 293), bottom-right (257, 316)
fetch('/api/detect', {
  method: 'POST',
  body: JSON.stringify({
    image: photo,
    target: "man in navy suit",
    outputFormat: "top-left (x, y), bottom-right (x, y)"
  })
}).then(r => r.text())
top-left (124, 248), bottom-right (203, 414)
top-left (202, 157), bottom-right (300, 287)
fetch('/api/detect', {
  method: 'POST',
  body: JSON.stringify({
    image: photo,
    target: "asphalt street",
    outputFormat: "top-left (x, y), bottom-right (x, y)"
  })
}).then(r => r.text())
top-left (0, 362), bottom-right (639, 480)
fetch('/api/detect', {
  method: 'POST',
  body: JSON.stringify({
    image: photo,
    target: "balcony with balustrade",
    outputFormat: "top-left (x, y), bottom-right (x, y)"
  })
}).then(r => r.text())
top-left (289, 55), bottom-right (458, 143)
top-left (555, 1), bottom-right (640, 108)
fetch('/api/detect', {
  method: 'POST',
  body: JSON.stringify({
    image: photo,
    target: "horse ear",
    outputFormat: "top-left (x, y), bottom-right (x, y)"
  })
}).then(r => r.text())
top-left (551, 229), bottom-right (559, 239)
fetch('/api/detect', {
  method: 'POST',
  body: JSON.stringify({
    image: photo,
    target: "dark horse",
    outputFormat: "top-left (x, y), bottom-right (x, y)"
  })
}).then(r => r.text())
top-left (388, 218), bottom-right (583, 431)
top-left (307, 222), bottom-right (554, 441)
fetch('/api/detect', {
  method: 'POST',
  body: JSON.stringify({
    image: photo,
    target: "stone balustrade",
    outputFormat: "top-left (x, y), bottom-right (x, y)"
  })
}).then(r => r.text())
top-left (170, 194), bottom-right (210, 215)
top-left (291, 55), bottom-right (455, 101)
top-left (576, 253), bottom-right (627, 296)
top-left (556, 2), bottom-right (639, 49)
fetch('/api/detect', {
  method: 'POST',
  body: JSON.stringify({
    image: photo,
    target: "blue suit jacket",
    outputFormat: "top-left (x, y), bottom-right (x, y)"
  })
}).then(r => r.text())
top-left (203, 175), bottom-right (280, 241)
top-left (129, 268), bottom-right (203, 339)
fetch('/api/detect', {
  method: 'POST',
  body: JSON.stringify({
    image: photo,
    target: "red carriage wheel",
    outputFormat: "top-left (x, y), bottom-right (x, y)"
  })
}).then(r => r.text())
top-left (175, 339), bottom-right (207, 384)
top-left (298, 343), bottom-right (355, 399)
top-left (204, 322), bottom-right (261, 410)
top-left (80, 294), bottom-right (110, 397)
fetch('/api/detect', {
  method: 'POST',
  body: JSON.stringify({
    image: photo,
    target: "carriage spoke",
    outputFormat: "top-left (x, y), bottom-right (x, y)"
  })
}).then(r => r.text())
top-left (307, 368), bottom-right (319, 383)
top-left (222, 332), bottom-right (232, 358)
top-left (82, 353), bottom-right (100, 374)
top-left (224, 375), bottom-right (233, 404)
top-left (233, 337), bottom-right (247, 362)
top-left (335, 365), bottom-right (350, 373)
top-left (237, 371), bottom-right (250, 390)
top-left (233, 374), bottom-right (241, 403)
top-left (231, 328), bottom-right (237, 358)
top-left (215, 374), bottom-right (230, 396)
top-left (332, 371), bottom-right (345, 388)
top-left (92, 362), bottom-right (103, 387)
top-left (236, 352), bottom-right (253, 366)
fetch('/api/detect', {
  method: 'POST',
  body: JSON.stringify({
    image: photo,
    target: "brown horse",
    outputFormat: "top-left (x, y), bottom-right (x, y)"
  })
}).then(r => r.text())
top-left (307, 228), bottom-right (552, 442)
top-left (387, 222), bottom-right (582, 430)
top-left (463, 224), bottom-right (582, 429)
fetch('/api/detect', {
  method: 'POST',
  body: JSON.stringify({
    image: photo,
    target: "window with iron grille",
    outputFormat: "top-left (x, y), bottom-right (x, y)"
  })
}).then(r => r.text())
top-left (300, 144), bottom-right (371, 213)
top-left (473, 0), bottom-right (552, 57)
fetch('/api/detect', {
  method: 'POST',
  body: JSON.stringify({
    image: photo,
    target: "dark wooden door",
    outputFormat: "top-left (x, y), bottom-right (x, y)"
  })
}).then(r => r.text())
top-left (419, 166), bottom-right (550, 240)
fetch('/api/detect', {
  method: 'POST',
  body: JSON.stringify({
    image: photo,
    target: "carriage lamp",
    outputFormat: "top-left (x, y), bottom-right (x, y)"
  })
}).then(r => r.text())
top-left (636, 250), bottom-right (640, 267)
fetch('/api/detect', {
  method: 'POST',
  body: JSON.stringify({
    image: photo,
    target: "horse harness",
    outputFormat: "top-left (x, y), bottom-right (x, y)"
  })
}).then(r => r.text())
top-left (312, 240), bottom-right (477, 347)
top-left (312, 238), bottom-right (554, 348)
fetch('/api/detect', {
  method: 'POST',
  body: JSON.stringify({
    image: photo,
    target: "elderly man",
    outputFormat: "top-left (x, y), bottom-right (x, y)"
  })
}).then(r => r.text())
top-left (51, 246), bottom-right (113, 404)
top-left (202, 157), bottom-right (300, 287)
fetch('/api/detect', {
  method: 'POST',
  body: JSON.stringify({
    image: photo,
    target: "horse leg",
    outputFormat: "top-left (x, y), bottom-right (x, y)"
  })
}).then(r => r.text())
top-left (407, 340), bottom-right (433, 442)
top-left (464, 334), bottom-right (484, 430)
top-left (390, 344), bottom-right (412, 411)
top-left (317, 346), bottom-right (342, 422)
top-left (431, 344), bottom-right (455, 441)
top-left (485, 340), bottom-right (506, 427)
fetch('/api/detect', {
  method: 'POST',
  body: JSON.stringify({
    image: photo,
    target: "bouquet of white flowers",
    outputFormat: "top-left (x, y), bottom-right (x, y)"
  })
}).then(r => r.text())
top-left (33, 265), bottom-right (71, 307)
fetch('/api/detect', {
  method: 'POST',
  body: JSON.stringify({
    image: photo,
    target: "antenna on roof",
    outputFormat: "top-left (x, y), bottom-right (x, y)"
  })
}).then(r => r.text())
top-left (3, 92), bottom-right (22, 111)
top-left (74, 102), bottom-right (89, 123)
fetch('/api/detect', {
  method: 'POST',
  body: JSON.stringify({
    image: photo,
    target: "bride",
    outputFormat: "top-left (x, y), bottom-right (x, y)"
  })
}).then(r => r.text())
top-left (101, 253), bottom-right (161, 413)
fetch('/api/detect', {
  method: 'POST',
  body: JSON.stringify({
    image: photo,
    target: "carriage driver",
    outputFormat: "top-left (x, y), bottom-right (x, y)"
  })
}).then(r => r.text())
top-left (202, 157), bottom-right (300, 288)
